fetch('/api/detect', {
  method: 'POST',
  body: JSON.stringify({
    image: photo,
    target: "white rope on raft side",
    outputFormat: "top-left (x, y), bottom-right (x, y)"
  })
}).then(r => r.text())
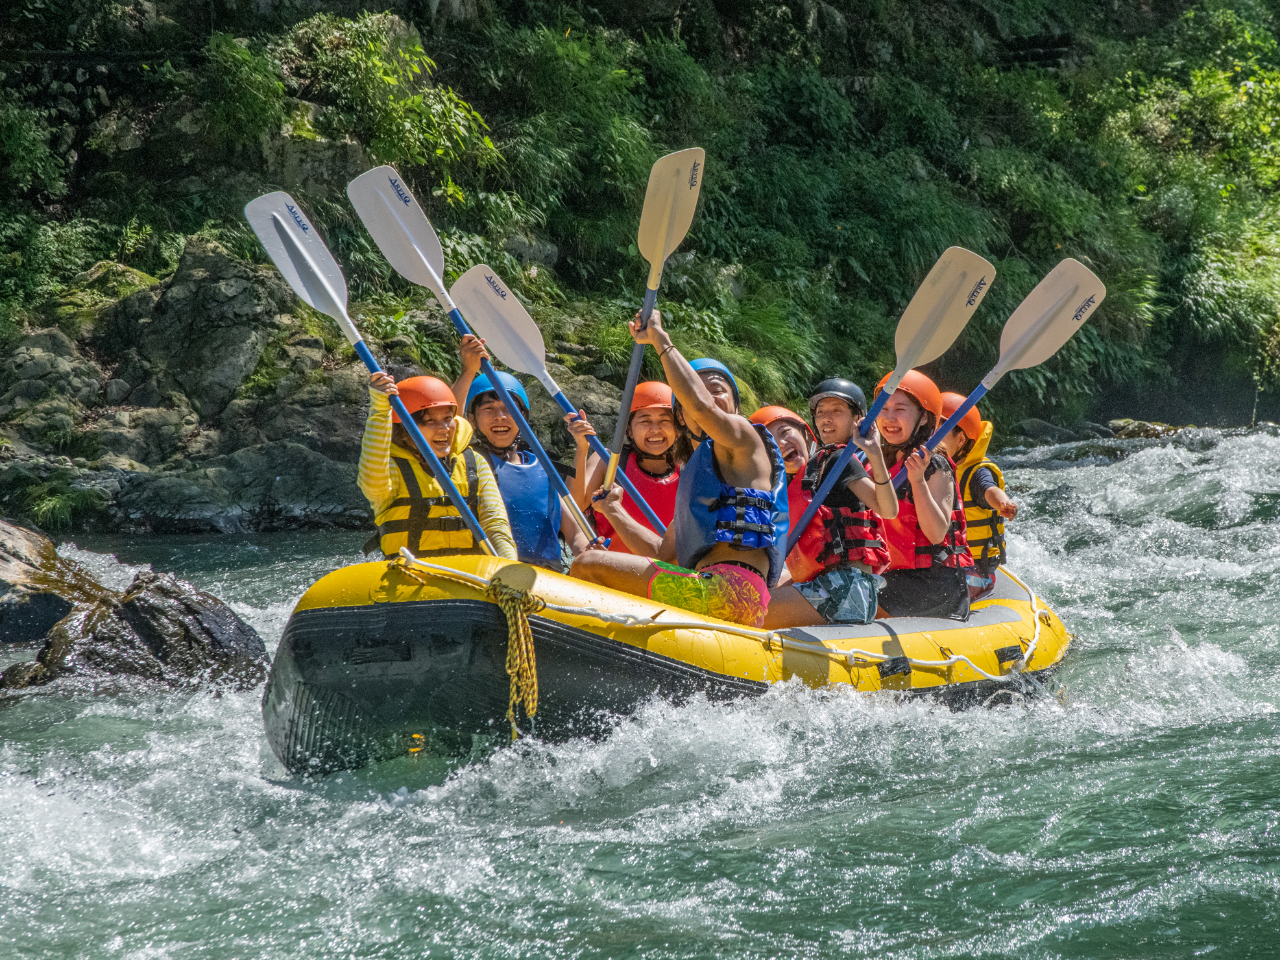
top-left (394, 550), bottom-right (1044, 685)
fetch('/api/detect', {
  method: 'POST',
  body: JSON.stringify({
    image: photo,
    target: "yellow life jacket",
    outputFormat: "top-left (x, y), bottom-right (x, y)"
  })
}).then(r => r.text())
top-left (956, 420), bottom-right (1006, 567)
top-left (376, 443), bottom-right (482, 559)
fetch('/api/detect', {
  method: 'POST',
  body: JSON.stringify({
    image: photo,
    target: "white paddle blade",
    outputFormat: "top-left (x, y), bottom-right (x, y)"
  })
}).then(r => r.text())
top-left (451, 265), bottom-right (548, 375)
top-left (244, 192), bottom-right (359, 344)
top-left (347, 166), bottom-right (447, 298)
top-left (993, 258), bottom-right (1106, 377)
top-left (636, 147), bottom-right (705, 288)
top-left (893, 246), bottom-right (995, 373)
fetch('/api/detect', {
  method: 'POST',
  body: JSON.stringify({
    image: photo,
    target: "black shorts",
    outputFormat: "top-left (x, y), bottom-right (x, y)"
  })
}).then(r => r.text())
top-left (878, 565), bottom-right (971, 621)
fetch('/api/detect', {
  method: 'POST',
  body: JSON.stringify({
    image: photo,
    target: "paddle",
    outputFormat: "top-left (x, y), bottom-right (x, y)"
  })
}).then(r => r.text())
top-left (346, 166), bottom-right (598, 543)
top-left (893, 258), bottom-right (1107, 489)
top-left (604, 147), bottom-right (706, 488)
top-left (243, 191), bottom-right (496, 556)
top-left (785, 247), bottom-right (996, 552)
top-left (449, 264), bottom-right (669, 534)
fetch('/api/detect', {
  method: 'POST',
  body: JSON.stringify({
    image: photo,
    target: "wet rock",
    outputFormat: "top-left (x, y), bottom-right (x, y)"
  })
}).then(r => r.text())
top-left (0, 570), bottom-right (267, 691)
top-left (0, 519), bottom-right (110, 643)
top-left (1012, 418), bottom-right (1078, 444)
top-left (95, 239), bottom-right (294, 417)
top-left (109, 440), bottom-right (368, 533)
top-left (1078, 421), bottom-right (1115, 438)
top-left (1108, 418), bottom-right (1178, 439)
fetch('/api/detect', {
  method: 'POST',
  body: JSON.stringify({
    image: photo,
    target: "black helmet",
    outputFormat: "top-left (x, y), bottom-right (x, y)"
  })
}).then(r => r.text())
top-left (809, 378), bottom-right (866, 418)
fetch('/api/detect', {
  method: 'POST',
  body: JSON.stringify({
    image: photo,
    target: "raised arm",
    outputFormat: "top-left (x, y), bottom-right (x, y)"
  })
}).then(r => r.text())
top-left (848, 421), bottom-right (898, 519)
top-left (564, 410), bottom-right (605, 510)
top-left (450, 334), bottom-right (488, 410)
top-left (630, 311), bottom-right (758, 456)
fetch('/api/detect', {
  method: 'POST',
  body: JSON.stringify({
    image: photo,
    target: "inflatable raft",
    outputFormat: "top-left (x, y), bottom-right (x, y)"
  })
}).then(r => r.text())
top-left (262, 553), bottom-right (1071, 773)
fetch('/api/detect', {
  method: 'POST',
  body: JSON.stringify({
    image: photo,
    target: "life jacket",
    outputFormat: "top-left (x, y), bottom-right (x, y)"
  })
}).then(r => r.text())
top-left (672, 424), bottom-right (789, 587)
top-left (481, 447), bottom-right (563, 570)
top-left (784, 466), bottom-right (827, 584)
top-left (880, 452), bottom-right (973, 571)
top-left (787, 444), bottom-right (891, 581)
top-left (376, 445), bottom-right (482, 558)
top-left (957, 420), bottom-right (1006, 567)
top-left (593, 450), bottom-right (680, 554)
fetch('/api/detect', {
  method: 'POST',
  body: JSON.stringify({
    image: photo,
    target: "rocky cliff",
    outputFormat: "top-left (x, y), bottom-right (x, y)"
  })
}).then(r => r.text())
top-left (0, 237), bottom-right (622, 535)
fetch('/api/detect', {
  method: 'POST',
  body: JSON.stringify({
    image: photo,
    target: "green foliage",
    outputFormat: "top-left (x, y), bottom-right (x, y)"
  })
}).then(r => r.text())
top-left (274, 14), bottom-right (498, 200)
top-left (361, 308), bottom-right (460, 380)
top-left (202, 33), bottom-right (286, 151)
top-left (23, 475), bottom-right (107, 532)
top-left (0, 91), bottom-right (65, 198)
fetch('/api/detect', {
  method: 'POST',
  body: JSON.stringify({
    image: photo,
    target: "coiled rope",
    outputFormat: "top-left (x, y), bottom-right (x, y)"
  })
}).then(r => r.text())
top-left (394, 549), bottom-right (1049, 689)
top-left (485, 579), bottom-right (542, 739)
top-left (393, 553), bottom-right (542, 739)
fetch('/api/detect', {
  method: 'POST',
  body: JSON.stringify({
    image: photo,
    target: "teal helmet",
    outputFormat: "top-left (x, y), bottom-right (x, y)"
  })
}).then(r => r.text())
top-left (465, 371), bottom-right (530, 416)
top-left (688, 357), bottom-right (739, 406)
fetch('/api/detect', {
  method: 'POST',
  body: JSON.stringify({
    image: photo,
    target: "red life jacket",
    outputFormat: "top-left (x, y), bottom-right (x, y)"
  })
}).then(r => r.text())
top-left (784, 464), bottom-right (827, 583)
top-left (881, 453), bottom-right (974, 571)
top-left (593, 450), bottom-right (680, 554)
top-left (786, 445), bottom-right (891, 582)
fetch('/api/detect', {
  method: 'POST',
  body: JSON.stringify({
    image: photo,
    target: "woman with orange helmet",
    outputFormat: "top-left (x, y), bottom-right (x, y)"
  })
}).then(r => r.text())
top-left (872, 370), bottom-right (973, 620)
top-left (564, 380), bottom-right (682, 556)
top-left (937, 392), bottom-right (1017, 599)
top-left (360, 372), bottom-right (516, 561)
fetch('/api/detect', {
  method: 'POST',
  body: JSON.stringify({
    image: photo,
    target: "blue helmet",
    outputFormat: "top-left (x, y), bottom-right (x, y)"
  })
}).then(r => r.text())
top-left (689, 357), bottom-right (740, 406)
top-left (465, 371), bottom-right (530, 416)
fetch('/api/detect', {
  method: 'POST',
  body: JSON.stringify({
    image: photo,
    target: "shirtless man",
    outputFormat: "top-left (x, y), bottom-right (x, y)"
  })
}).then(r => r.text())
top-left (569, 310), bottom-right (788, 628)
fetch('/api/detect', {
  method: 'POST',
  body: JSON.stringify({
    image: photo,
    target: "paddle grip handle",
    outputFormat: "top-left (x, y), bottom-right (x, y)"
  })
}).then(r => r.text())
top-left (892, 383), bottom-right (990, 491)
top-left (353, 340), bottom-right (495, 556)
top-left (444, 309), bottom-right (597, 542)
top-left (550, 391), bottom-right (667, 534)
top-left (636, 286), bottom-right (658, 330)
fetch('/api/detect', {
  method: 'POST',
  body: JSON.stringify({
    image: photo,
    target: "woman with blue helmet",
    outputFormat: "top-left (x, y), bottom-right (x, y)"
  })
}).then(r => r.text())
top-left (570, 315), bottom-right (789, 629)
top-left (453, 335), bottom-right (588, 570)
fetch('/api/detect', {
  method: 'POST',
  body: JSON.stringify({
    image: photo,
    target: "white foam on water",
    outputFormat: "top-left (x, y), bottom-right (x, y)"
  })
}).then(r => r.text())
top-left (57, 542), bottom-right (152, 591)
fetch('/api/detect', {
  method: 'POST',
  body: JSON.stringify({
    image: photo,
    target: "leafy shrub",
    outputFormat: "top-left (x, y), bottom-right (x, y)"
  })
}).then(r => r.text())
top-left (202, 33), bottom-right (286, 151)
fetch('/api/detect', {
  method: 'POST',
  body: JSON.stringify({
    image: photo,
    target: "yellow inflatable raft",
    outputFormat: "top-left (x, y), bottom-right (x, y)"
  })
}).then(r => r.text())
top-left (262, 553), bottom-right (1071, 773)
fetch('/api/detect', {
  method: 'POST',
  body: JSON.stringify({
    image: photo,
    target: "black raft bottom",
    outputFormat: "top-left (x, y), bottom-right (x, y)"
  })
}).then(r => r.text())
top-left (261, 599), bottom-right (1057, 774)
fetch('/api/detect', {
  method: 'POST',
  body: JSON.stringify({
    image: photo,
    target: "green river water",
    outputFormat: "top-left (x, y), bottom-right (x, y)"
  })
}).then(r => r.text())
top-left (2, 427), bottom-right (1279, 958)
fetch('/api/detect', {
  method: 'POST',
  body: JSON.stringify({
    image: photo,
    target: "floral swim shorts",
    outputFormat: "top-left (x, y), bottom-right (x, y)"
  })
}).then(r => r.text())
top-left (647, 560), bottom-right (771, 628)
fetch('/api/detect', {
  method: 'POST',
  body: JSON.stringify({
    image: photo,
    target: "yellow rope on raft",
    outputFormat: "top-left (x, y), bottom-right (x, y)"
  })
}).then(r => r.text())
top-left (485, 579), bottom-right (544, 740)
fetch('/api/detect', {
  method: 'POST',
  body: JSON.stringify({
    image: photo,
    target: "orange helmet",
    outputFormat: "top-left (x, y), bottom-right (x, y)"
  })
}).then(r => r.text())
top-left (874, 370), bottom-right (943, 420)
top-left (392, 376), bottom-right (457, 424)
top-left (749, 405), bottom-right (817, 444)
top-left (940, 392), bottom-right (982, 440)
top-left (630, 381), bottom-right (673, 413)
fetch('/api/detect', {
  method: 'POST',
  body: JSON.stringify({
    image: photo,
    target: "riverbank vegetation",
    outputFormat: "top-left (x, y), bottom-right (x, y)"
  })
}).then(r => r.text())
top-left (5, 0), bottom-right (1280, 424)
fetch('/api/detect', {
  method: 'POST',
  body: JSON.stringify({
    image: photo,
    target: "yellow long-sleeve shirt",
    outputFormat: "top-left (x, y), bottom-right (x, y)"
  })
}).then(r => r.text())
top-left (359, 389), bottom-right (518, 560)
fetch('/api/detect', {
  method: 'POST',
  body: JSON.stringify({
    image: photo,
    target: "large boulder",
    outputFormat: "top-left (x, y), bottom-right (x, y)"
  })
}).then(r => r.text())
top-left (95, 238), bottom-right (295, 417)
top-left (1, 570), bottom-right (268, 690)
top-left (0, 328), bottom-right (105, 422)
top-left (0, 519), bottom-right (111, 643)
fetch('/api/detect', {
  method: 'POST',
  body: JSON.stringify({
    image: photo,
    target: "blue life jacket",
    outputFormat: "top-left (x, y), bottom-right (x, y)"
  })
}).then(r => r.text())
top-left (672, 423), bottom-right (789, 586)
top-left (483, 449), bottom-right (563, 570)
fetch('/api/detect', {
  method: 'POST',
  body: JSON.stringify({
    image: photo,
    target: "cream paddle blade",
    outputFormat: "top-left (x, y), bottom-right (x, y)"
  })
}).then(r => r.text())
top-left (891, 246), bottom-right (996, 380)
top-left (985, 258), bottom-right (1106, 386)
top-left (636, 147), bottom-right (705, 291)
top-left (607, 147), bottom-right (706, 487)
top-left (897, 258), bottom-right (1107, 491)
top-left (346, 166), bottom-right (447, 299)
top-left (787, 246), bottom-right (996, 553)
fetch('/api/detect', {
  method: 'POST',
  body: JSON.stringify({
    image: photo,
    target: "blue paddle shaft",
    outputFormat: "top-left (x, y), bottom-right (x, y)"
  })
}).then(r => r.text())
top-left (443, 309), bottom-right (589, 535)
top-left (891, 383), bottom-right (990, 491)
top-left (353, 340), bottom-right (494, 552)
top-left (609, 286), bottom-right (660, 462)
top-left (785, 389), bottom-right (891, 553)
top-left (549, 390), bottom-right (668, 534)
